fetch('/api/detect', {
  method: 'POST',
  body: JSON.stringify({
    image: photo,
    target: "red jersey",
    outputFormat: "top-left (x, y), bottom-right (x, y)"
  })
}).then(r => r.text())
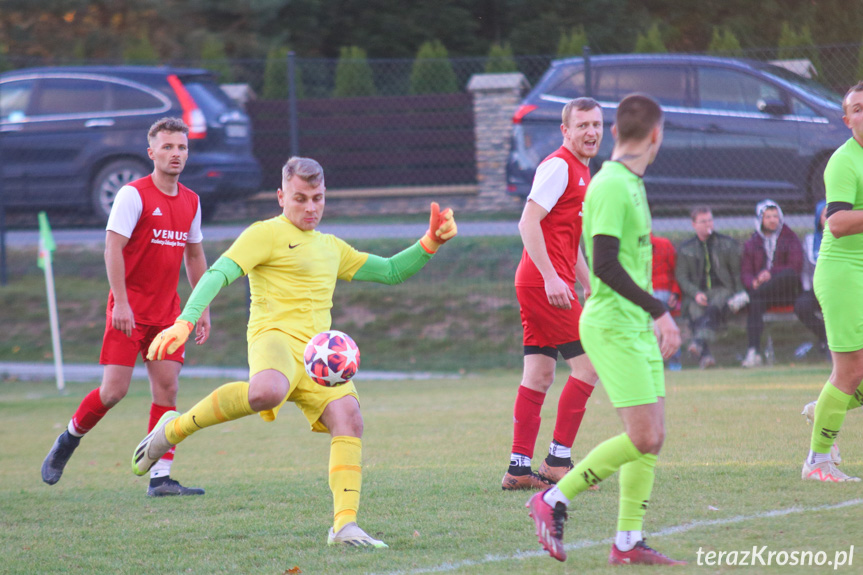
top-left (650, 234), bottom-right (681, 296)
top-left (514, 146), bottom-right (591, 287)
top-left (105, 175), bottom-right (201, 326)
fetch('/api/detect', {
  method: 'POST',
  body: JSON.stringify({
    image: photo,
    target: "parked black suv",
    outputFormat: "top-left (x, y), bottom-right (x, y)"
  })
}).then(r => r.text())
top-left (507, 54), bottom-right (847, 210)
top-left (0, 66), bottom-right (262, 222)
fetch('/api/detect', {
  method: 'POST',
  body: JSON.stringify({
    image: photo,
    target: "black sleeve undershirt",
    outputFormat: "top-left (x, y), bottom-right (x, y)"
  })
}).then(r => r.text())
top-left (826, 201), bottom-right (853, 219)
top-left (592, 234), bottom-right (667, 320)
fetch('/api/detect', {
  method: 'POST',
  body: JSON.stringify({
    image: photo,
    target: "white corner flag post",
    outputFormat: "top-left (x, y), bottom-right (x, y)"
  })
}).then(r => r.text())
top-left (37, 211), bottom-right (64, 391)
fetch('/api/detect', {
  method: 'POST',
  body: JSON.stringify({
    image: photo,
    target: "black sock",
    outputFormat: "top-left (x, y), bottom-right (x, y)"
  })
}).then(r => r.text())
top-left (544, 453), bottom-right (572, 467)
top-left (61, 430), bottom-right (81, 447)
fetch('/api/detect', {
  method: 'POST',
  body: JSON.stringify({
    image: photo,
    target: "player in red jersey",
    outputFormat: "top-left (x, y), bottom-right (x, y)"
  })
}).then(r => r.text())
top-left (502, 98), bottom-right (604, 490)
top-left (41, 117), bottom-right (211, 497)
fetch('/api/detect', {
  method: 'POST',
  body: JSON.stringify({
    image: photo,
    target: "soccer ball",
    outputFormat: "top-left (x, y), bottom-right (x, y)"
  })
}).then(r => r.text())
top-left (303, 330), bottom-right (361, 387)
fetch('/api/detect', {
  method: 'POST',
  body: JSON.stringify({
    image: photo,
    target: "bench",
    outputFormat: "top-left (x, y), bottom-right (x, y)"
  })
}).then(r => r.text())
top-left (764, 304), bottom-right (797, 322)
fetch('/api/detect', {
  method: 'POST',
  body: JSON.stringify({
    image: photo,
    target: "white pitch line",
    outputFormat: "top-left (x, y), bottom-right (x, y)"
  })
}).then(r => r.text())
top-left (374, 498), bottom-right (863, 575)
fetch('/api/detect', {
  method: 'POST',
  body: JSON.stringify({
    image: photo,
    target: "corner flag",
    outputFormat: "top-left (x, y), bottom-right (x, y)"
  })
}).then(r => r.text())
top-left (37, 211), bottom-right (64, 391)
top-left (37, 211), bottom-right (56, 269)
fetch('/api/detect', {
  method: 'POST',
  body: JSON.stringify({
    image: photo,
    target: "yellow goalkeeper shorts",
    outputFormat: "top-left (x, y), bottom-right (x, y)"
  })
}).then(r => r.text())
top-left (248, 329), bottom-right (359, 433)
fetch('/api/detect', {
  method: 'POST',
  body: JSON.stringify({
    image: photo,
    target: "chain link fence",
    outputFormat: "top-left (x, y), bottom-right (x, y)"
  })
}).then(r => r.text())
top-left (1, 43), bottom-right (857, 371)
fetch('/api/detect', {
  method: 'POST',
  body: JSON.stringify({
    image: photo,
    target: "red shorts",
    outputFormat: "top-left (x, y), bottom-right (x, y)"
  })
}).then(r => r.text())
top-left (517, 285), bottom-right (582, 349)
top-left (99, 316), bottom-right (185, 366)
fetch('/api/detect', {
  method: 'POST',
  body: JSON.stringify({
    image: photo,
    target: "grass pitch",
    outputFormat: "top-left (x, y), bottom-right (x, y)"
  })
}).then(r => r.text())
top-left (1, 365), bottom-right (861, 574)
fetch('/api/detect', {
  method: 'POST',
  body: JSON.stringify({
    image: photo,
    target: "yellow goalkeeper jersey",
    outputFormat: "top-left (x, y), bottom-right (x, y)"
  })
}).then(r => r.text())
top-left (223, 215), bottom-right (368, 343)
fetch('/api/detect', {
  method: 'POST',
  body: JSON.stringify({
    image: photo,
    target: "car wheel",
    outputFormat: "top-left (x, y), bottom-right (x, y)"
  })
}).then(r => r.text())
top-left (91, 160), bottom-right (149, 222)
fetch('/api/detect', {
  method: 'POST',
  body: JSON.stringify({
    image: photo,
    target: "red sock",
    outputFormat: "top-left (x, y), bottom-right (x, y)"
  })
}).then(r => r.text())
top-left (552, 376), bottom-right (594, 448)
top-left (70, 388), bottom-right (110, 435)
top-left (511, 386), bottom-right (546, 458)
top-left (149, 403), bottom-right (176, 461)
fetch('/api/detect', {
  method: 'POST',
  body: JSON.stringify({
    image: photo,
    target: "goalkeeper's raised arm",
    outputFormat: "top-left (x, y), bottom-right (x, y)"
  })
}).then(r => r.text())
top-left (353, 201), bottom-right (457, 284)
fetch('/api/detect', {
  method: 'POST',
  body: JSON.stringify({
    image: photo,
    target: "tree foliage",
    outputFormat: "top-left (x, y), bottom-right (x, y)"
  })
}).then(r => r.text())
top-left (0, 0), bottom-right (862, 68)
top-left (262, 46), bottom-right (306, 100)
top-left (200, 34), bottom-right (234, 83)
top-left (778, 22), bottom-right (822, 77)
top-left (409, 40), bottom-right (458, 94)
top-left (634, 23), bottom-right (667, 53)
top-left (123, 31), bottom-right (158, 64)
top-left (484, 43), bottom-right (518, 73)
top-left (707, 27), bottom-right (743, 56)
top-left (334, 46), bottom-right (376, 97)
top-left (557, 26), bottom-right (588, 58)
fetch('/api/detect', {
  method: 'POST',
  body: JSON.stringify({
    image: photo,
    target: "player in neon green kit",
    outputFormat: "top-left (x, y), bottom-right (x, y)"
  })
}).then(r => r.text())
top-left (129, 156), bottom-right (458, 547)
top-left (526, 94), bottom-right (685, 565)
top-left (803, 81), bottom-right (863, 483)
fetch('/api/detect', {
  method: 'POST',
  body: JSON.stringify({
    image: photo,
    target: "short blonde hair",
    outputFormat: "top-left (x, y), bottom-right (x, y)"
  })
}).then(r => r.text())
top-left (147, 117), bottom-right (188, 144)
top-left (282, 156), bottom-right (324, 188)
top-left (561, 97), bottom-right (600, 126)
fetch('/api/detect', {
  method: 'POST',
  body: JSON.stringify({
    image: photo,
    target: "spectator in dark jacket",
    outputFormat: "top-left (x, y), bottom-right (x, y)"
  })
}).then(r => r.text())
top-left (676, 206), bottom-right (745, 369)
top-left (740, 199), bottom-right (803, 367)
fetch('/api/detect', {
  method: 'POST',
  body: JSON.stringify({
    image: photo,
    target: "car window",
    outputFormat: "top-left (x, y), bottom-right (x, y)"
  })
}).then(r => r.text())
top-left (184, 80), bottom-right (239, 117)
top-left (593, 66), bottom-right (688, 107)
top-left (548, 69), bottom-right (587, 99)
top-left (31, 78), bottom-right (108, 116)
top-left (108, 83), bottom-right (164, 111)
top-left (758, 63), bottom-right (842, 106)
top-left (0, 79), bottom-right (35, 121)
top-left (698, 67), bottom-right (782, 113)
top-left (791, 97), bottom-right (818, 117)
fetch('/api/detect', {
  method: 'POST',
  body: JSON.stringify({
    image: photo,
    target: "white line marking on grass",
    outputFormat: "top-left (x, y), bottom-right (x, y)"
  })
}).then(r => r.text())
top-left (375, 498), bottom-right (863, 575)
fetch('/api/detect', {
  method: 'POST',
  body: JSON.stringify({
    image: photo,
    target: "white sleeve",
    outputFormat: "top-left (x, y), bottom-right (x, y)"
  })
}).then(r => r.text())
top-left (105, 186), bottom-right (142, 238)
top-left (527, 157), bottom-right (569, 213)
top-left (187, 198), bottom-right (203, 244)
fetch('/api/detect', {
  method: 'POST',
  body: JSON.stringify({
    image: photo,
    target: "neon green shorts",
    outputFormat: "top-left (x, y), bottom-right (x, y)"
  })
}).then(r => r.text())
top-left (580, 323), bottom-right (664, 408)
top-left (815, 259), bottom-right (863, 352)
top-left (248, 329), bottom-right (359, 433)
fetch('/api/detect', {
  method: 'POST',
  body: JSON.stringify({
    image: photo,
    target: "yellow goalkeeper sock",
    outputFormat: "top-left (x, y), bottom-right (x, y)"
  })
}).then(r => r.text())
top-left (329, 436), bottom-right (362, 533)
top-left (166, 381), bottom-right (255, 444)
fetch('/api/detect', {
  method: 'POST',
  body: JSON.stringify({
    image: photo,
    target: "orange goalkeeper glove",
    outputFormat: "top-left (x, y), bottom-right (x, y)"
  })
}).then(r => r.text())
top-left (419, 201), bottom-right (458, 254)
top-left (146, 320), bottom-right (193, 361)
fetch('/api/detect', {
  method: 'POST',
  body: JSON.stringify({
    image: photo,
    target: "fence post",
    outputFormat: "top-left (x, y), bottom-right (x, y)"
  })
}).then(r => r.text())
top-left (583, 45), bottom-right (592, 97)
top-left (466, 72), bottom-right (529, 213)
top-left (0, 138), bottom-right (6, 286)
top-left (288, 51), bottom-right (300, 156)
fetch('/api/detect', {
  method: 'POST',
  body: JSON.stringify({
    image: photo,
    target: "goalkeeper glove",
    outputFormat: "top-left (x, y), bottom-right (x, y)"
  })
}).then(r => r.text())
top-left (147, 320), bottom-right (193, 361)
top-left (419, 201), bottom-right (458, 254)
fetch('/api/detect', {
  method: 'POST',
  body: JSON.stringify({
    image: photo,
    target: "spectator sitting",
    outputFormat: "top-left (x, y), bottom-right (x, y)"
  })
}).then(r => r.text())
top-left (794, 200), bottom-right (828, 358)
top-left (651, 233), bottom-right (682, 370)
top-left (675, 206), bottom-right (745, 369)
top-left (741, 199), bottom-right (803, 367)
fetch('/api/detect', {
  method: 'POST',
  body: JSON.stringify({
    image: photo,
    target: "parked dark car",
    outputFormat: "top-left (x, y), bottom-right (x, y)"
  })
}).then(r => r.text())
top-left (0, 65), bottom-right (262, 222)
top-left (507, 54), bottom-right (847, 211)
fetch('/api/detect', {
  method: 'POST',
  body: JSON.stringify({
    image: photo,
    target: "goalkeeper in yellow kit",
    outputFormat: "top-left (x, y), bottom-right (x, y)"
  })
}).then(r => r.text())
top-left (131, 156), bottom-right (457, 548)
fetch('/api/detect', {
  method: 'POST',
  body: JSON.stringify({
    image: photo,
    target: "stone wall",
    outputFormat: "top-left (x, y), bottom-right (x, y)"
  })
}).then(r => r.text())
top-left (464, 73), bottom-right (529, 214)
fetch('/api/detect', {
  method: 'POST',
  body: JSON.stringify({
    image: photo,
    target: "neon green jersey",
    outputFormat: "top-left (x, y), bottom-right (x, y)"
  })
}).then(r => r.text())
top-left (820, 137), bottom-right (863, 264)
top-left (223, 215), bottom-right (368, 343)
top-left (581, 161), bottom-right (653, 332)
